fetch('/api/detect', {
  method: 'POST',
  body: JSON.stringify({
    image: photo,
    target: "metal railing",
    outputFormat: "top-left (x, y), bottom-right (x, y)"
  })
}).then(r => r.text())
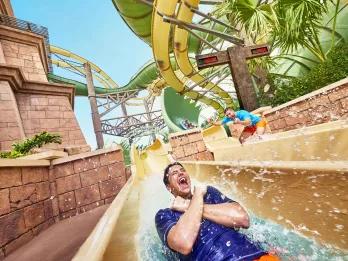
top-left (0, 14), bottom-right (53, 73)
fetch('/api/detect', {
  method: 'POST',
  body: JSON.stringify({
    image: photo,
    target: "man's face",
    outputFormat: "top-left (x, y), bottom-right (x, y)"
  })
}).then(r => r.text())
top-left (225, 109), bottom-right (235, 119)
top-left (166, 164), bottom-right (191, 198)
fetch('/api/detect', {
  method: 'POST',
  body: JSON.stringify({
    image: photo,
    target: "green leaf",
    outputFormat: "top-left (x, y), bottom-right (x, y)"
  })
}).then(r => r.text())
top-left (0, 132), bottom-right (62, 159)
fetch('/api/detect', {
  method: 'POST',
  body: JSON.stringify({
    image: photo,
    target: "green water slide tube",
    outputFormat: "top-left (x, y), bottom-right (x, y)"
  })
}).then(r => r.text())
top-left (48, 58), bottom-right (160, 96)
top-left (112, 0), bottom-right (233, 130)
top-left (111, 0), bottom-right (200, 52)
top-left (161, 87), bottom-right (201, 132)
top-left (48, 74), bottom-right (116, 96)
top-left (49, 58), bottom-right (200, 131)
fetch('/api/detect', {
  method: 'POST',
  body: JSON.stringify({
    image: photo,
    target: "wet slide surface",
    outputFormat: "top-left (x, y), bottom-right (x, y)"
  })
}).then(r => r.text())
top-left (73, 122), bottom-right (348, 260)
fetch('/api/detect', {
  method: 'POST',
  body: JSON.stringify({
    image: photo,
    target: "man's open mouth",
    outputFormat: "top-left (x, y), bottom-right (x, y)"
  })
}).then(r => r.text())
top-left (178, 176), bottom-right (189, 188)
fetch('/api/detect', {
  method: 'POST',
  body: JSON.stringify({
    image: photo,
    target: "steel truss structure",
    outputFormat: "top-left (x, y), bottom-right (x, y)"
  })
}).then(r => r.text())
top-left (97, 93), bottom-right (165, 142)
top-left (96, 90), bottom-right (138, 118)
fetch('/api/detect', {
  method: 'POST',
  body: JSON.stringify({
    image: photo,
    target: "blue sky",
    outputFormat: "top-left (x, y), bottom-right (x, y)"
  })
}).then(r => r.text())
top-left (12, 0), bottom-right (153, 148)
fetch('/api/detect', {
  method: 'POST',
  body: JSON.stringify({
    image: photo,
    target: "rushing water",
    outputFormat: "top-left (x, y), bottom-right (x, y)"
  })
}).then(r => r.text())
top-left (136, 174), bottom-right (348, 260)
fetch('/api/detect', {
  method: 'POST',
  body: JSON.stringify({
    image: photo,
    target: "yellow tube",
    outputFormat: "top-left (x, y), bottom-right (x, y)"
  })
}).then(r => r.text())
top-left (51, 59), bottom-right (112, 90)
top-left (152, 0), bottom-right (184, 93)
top-left (152, 0), bottom-right (225, 115)
top-left (50, 45), bottom-right (119, 89)
top-left (174, 0), bottom-right (234, 107)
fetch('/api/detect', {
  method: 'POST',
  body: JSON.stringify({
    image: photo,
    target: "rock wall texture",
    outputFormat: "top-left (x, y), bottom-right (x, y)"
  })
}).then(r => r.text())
top-left (265, 78), bottom-right (348, 132)
top-left (170, 129), bottom-right (214, 161)
top-left (0, 148), bottom-right (130, 258)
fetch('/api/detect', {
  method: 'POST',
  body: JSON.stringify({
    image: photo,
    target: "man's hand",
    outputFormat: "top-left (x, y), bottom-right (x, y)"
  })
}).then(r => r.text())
top-left (235, 118), bottom-right (251, 126)
top-left (171, 196), bottom-right (190, 212)
top-left (194, 185), bottom-right (207, 197)
top-left (234, 118), bottom-right (241, 124)
top-left (208, 118), bottom-right (222, 126)
top-left (166, 186), bottom-right (205, 255)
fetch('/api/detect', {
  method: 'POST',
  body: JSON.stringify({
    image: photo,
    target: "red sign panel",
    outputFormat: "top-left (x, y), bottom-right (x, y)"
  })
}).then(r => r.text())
top-left (197, 56), bottom-right (218, 66)
top-left (251, 46), bottom-right (269, 55)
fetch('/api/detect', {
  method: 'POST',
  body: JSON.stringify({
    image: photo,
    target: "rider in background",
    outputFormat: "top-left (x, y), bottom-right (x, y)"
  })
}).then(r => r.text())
top-left (211, 108), bottom-right (268, 143)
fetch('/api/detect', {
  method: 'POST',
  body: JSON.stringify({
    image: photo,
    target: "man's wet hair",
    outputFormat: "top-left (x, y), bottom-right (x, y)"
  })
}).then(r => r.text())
top-left (163, 162), bottom-right (184, 186)
top-left (224, 107), bottom-right (233, 113)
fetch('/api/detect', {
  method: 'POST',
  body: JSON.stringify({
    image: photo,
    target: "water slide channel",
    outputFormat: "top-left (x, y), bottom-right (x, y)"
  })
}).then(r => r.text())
top-left (72, 120), bottom-right (348, 260)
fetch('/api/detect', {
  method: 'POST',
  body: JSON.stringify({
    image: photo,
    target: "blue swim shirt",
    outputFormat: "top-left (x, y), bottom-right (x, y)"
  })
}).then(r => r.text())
top-left (155, 186), bottom-right (265, 261)
top-left (221, 110), bottom-right (261, 126)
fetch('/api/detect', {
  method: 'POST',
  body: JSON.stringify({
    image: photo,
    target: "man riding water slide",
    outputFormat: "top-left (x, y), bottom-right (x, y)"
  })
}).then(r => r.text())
top-left (155, 162), bottom-right (279, 261)
top-left (211, 108), bottom-right (268, 143)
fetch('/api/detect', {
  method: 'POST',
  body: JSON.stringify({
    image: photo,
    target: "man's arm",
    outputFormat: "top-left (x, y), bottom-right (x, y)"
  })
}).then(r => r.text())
top-left (235, 117), bottom-right (251, 126)
top-left (206, 117), bottom-right (224, 126)
top-left (166, 187), bottom-right (205, 255)
top-left (203, 202), bottom-right (250, 228)
top-left (211, 119), bottom-right (223, 126)
top-left (172, 198), bottom-right (250, 229)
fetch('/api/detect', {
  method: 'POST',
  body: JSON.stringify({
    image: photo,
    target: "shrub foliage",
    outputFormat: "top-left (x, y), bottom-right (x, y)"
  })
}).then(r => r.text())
top-left (0, 131), bottom-right (62, 159)
top-left (260, 43), bottom-right (348, 106)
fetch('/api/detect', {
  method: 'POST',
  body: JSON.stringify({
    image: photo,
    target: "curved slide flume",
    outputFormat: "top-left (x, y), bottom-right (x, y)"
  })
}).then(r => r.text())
top-left (48, 74), bottom-right (117, 96)
top-left (49, 56), bottom-right (159, 95)
top-left (50, 46), bottom-right (119, 89)
top-left (111, 0), bottom-right (153, 45)
top-left (49, 49), bottom-right (202, 130)
top-left (111, 0), bottom-right (200, 53)
top-left (152, 0), bottom-right (225, 116)
top-left (173, 0), bottom-right (235, 108)
top-left (161, 87), bottom-right (201, 132)
top-left (49, 73), bottom-right (201, 132)
top-left (72, 121), bottom-right (348, 260)
top-left (113, 0), bottom-right (232, 116)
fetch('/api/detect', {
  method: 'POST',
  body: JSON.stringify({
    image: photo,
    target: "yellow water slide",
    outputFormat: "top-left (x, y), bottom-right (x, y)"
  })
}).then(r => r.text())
top-left (72, 139), bottom-right (171, 261)
top-left (173, 0), bottom-right (234, 108)
top-left (50, 46), bottom-right (119, 89)
top-left (151, 0), bottom-right (225, 115)
top-left (72, 121), bottom-right (348, 260)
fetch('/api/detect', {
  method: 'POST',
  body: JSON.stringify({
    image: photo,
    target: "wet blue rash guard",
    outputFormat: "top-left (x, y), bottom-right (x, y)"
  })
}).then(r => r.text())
top-left (155, 186), bottom-right (266, 261)
top-left (222, 110), bottom-right (261, 126)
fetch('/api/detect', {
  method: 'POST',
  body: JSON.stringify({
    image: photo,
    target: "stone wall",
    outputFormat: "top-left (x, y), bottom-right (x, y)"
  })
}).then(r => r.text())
top-left (0, 166), bottom-right (52, 258)
top-left (0, 18), bottom-right (82, 151)
top-left (265, 78), bottom-right (348, 133)
top-left (169, 129), bottom-right (214, 161)
top-left (0, 41), bottom-right (6, 63)
top-left (16, 93), bottom-right (87, 148)
top-left (0, 81), bottom-right (24, 150)
top-left (51, 149), bottom-right (127, 219)
top-left (0, 40), bottom-right (47, 82)
top-left (0, 0), bottom-right (14, 17)
top-left (0, 65), bottom-right (83, 151)
top-left (0, 148), bottom-right (129, 258)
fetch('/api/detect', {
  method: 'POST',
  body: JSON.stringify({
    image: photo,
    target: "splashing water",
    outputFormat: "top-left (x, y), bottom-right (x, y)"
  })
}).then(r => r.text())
top-left (136, 175), bottom-right (348, 260)
top-left (242, 215), bottom-right (348, 260)
top-left (136, 174), bottom-right (179, 260)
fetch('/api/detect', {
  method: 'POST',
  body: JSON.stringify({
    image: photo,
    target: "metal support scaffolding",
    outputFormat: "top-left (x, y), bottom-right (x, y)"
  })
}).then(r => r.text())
top-left (143, 97), bottom-right (156, 141)
top-left (184, 1), bottom-right (239, 32)
top-left (162, 15), bottom-right (244, 46)
top-left (84, 63), bottom-right (104, 149)
top-left (96, 90), bottom-right (164, 141)
top-left (96, 90), bottom-right (138, 118)
top-left (101, 110), bottom-right (165, 141)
